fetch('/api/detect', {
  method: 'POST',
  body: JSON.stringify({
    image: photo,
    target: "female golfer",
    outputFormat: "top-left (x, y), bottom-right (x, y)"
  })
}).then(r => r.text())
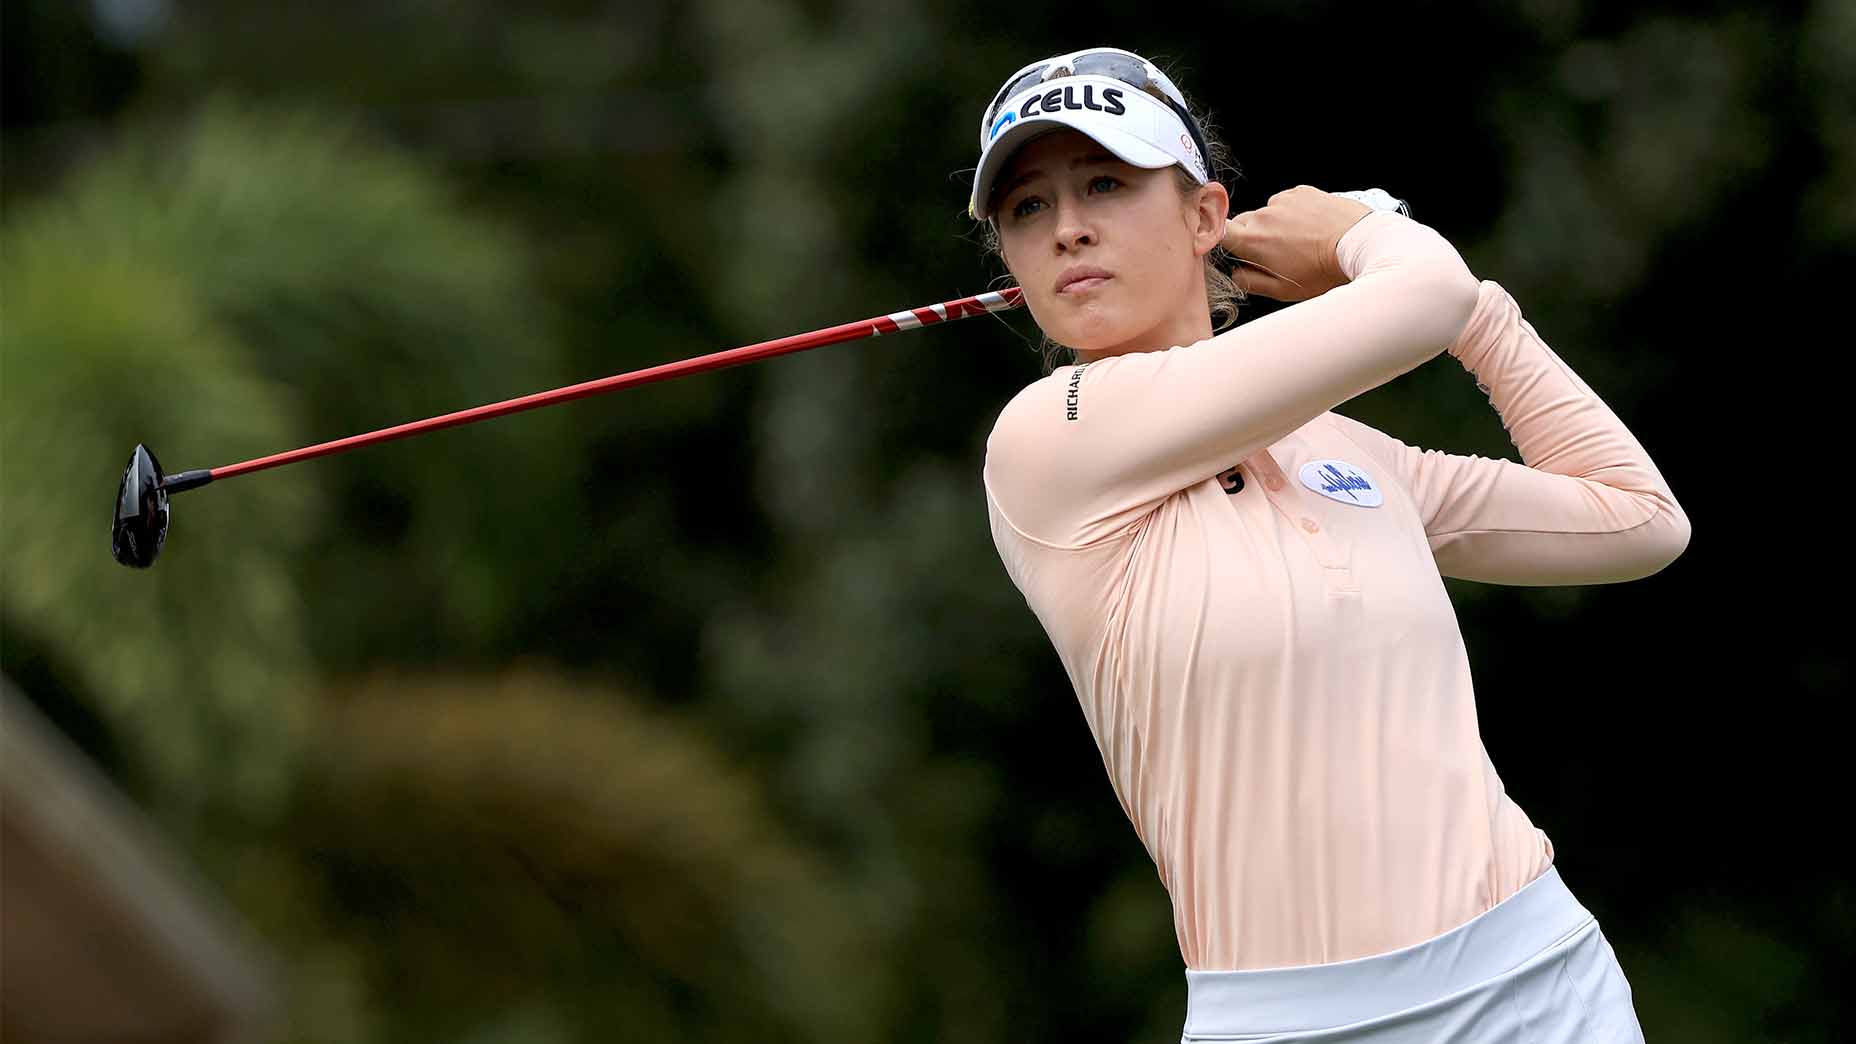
top-left (974, 47), bottom-right (1688, 1042)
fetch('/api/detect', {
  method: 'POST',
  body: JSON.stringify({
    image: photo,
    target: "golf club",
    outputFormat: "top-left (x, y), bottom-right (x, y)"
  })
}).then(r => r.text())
top-left (112, 287), bottom-right (1025, 568)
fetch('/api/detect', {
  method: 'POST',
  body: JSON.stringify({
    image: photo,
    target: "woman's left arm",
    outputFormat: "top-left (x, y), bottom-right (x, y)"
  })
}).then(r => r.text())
top-left (1326, 279), bottom-right (1691, 585)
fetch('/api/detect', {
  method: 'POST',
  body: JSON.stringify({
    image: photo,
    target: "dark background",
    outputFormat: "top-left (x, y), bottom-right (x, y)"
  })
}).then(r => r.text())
top-left (4, 1), bottom-right (1848, 1040)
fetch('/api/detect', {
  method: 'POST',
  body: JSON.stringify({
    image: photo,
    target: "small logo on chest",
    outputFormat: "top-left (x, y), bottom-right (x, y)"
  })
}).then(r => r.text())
top-left (1298, 459), bottom-right (1383, 507)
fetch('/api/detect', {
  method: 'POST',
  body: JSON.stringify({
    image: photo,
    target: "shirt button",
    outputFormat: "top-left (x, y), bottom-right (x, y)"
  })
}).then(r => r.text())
top-left (1265, 477), bottom-right (1285, 491)
top-left (1300, 517), bottom-right (1320, 533)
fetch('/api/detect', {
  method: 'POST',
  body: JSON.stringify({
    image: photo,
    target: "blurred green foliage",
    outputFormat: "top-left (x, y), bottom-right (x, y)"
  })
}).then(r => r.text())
top-left (3, 119), bottom-right (320, 818)
top-left (3, 0), bottom-right (1848, 1040)
top-left (278, 674), bottom-right (886, 1043)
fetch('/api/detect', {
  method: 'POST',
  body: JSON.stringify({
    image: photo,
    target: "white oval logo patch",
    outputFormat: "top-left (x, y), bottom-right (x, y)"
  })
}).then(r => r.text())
top-left (1299, 459), bottom-right (1383, 507)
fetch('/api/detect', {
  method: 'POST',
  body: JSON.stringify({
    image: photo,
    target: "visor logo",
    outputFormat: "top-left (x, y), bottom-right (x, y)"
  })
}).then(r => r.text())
top-left (1020, 85), bottom-right (1126, 120)
top-left (990, 110), bottom-right (1017, 140)
top-left (1180, 133), bottom-right (1202, 170)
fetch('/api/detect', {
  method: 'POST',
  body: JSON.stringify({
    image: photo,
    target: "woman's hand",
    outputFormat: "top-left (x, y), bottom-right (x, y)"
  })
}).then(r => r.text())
top-left (1221, 186), bottom-right (1374, 302)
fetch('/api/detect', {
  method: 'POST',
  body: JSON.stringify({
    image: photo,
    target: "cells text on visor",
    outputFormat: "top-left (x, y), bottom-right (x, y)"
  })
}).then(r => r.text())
top-left (993, 85), bottom-right (1128, 140)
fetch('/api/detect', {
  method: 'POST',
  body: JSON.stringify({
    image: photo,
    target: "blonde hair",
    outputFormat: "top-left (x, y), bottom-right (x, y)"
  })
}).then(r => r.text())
top-left (978, 71), bottom-right (1243, 373)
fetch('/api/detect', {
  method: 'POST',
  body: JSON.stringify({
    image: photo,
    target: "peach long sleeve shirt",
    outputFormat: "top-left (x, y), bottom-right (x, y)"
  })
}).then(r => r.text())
top-left (981, 211), bottom-right (1690, 971)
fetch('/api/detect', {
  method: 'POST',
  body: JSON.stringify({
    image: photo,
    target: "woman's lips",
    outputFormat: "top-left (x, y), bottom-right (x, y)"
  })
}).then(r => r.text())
top-left (1055, 266), bottom-right (1113, 295)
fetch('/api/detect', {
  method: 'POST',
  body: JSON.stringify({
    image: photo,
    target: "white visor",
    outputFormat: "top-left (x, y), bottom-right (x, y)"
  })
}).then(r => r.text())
top-left (970, 74), bottom-right (1208, 219)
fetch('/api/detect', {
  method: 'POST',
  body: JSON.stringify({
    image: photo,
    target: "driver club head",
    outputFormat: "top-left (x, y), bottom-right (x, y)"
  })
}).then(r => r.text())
top-left (112, 444), bottom-right (170, 568)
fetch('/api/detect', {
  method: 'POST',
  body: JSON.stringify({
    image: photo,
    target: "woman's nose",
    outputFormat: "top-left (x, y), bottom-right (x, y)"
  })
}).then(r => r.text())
top-left (1054, 205), bottom-right (1094, 252)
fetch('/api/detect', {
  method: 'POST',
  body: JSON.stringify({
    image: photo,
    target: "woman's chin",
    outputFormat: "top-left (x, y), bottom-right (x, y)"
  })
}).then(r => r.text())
top-left (1023, 288), bottom-right (1144, 355)
top-left (1052, 314), bottom-right (1139, 356)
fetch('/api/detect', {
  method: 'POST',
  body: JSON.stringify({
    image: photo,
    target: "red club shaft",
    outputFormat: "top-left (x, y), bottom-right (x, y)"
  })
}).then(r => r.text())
top-left (208, 288), bottom-right (1023, 482)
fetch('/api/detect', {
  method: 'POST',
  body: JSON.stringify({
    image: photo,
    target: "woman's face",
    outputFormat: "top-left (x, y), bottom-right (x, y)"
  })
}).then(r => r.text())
top-left (993, 128), bottom-right (1225, 357)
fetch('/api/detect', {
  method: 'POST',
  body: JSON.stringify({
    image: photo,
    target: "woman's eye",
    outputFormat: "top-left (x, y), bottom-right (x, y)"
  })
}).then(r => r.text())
top-left (1011, 196), bottom-right (1045, 219)
top-left (1089, 176), bottom-right (1120, 194)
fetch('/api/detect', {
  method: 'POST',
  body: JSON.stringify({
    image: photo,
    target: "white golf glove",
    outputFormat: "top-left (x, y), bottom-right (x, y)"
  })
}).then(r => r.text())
top-left (1335, 188), bottom-right (1410, 218)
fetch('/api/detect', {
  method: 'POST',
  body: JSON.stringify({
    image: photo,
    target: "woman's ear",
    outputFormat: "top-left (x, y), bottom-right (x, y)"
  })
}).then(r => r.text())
top-left (1189, 181), bottom-right (1231, 258)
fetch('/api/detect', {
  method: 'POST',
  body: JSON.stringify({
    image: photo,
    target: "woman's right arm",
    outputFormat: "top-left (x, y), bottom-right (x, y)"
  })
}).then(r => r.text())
top-left (983, 198), bottom-right (1481, 549)
top-left (1325, 280), bottom-right (1691, 585)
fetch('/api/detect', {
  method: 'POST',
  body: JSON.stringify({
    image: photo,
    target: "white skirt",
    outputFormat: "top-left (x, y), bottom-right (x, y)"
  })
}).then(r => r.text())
top-left (1180, 867), bottom-right (1645, 1043)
